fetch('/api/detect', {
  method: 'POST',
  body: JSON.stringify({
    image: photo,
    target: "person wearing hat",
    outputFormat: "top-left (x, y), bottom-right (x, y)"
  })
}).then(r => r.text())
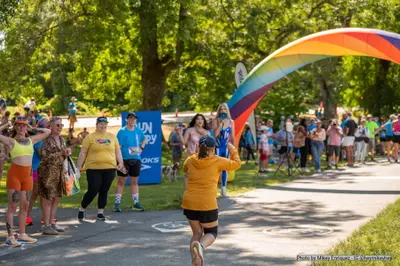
top-left (0, 116), bottom-right (51, 247)
top-left (342, 113), bottom-right (357, 167)
top-left (326, 119), bottom-right (343, 169)
top-left (24, 97), bottom-right (36, 111)
top-left (68, 97), bottom-right (78, 131)
top-left (182, 136), bottom-right (241, 266)
top-left (309, 121), bottom-right (326, 172)
top-left (76, 117), bottom-right (126, 221)
top-left (354, 119), bottom-right (369, 164)
top-left (113, 112), bottom-right (147, 212)
top-left (258, 125), bottom-right (270, 173)
top-left (365, 114), bottom-right (379, 161)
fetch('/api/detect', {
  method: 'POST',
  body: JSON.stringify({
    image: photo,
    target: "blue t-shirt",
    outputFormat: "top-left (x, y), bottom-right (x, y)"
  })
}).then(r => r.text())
top-left (385, 121), bottom-right (393, 136)
top-left (267, 127), bottom-right (274, 144)
top-left (32, 141), bottom-right (42, 171)
top-left (340, 120), bottom-right (347, 130)
top-left (169, 132), bottom-right (183, 153)
top-left (0, 98), bottom-right (6, 111)
top-left (276, 130), bottom-right (294, 147)
top-left (68, 103), bottom-right (76, 114)
top-left (245, 131), bottom-right (255, 146)
top-left (307, 124), bottom-right (317, 132)
top-left (117, 126), bottom-right (146, 160)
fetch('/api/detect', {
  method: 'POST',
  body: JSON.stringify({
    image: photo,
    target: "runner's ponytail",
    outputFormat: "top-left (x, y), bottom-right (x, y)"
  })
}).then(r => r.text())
top-left (198, 143), bottom-right (208, 159)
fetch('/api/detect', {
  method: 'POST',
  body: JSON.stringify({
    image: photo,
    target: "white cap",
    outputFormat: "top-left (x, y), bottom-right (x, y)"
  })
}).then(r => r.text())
top-left (260, 126), bottom-right (268, 131)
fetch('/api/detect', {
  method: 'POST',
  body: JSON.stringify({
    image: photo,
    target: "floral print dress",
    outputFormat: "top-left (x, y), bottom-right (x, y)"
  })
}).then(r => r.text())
top-left (38, 136), bottom-right (67, 200)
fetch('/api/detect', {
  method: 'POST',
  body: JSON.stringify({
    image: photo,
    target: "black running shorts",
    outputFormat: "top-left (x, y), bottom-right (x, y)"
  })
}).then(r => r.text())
top-left (183, 209), bottom-right (218, 223)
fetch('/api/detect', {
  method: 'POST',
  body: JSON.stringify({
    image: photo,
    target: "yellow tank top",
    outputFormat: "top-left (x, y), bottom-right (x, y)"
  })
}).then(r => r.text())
top-left (10, 138), bottom-right (34, 159)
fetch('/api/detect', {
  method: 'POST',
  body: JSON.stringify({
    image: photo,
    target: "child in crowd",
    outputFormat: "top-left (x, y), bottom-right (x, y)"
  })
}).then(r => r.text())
top-left (258, 126), bottom-right (270, 173)
top-left (77, 127), bottom-right (89, 142)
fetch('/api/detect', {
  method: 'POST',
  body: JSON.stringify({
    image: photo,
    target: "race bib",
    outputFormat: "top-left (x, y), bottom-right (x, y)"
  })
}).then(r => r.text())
top-left (129, 147), bottom-right (141, 156)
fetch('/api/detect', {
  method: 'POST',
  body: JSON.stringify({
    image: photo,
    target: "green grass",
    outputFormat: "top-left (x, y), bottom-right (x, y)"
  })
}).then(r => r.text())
top-left (313, 199), bottom-right (400, 266)
top-left (0, 144), bottom-right (304, 211)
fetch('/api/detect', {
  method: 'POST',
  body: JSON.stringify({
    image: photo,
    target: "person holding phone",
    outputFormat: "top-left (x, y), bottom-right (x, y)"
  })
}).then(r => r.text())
top-left (212, 103), bottom-right (235, 198)
top-left (310, 121), bottom-right (326, 173)
top-left (326, 120), bottom-right (343, 169)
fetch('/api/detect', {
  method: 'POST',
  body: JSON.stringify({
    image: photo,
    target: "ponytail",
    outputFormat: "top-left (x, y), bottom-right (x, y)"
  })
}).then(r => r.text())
top-left (198, 143), bottom-right (209, 159)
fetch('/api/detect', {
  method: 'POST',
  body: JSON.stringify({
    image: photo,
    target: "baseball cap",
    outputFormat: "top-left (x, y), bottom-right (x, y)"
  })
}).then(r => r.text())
top-left (367, 114), bottom-right (373, 118)
top-left (199, 136), bottom-right (217, 147)
top-left (126, 112), bottom-right (139, 119)
top-left (96, 116), bottom-right (109, 124)
top-left (260, 126), bottom-right (268, 131)
top-left (14, 116), bottom-right (28, 125)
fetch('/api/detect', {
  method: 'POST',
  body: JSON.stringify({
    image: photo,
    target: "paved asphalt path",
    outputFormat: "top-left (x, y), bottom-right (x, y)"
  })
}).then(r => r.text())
top-left (0, 160), bottom-right (399, 265)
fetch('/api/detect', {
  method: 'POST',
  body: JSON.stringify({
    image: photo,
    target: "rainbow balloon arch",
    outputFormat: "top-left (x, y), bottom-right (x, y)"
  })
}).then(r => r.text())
top-left (228, 28), bottom-right (400, 142)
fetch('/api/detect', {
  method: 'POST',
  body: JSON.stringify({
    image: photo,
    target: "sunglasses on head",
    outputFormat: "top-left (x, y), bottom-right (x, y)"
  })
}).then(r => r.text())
top-left (196, 117), bottom-right (204, 120)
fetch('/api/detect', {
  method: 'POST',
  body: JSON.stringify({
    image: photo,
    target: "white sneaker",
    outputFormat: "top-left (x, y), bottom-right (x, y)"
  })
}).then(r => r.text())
top-left (220, 187), bottom-right (228, 198)
top-left (191, 241), bottom-right (204, 266)
top-left (302, 168), bottom-right (310, 173)
top-left (316, 169), bottom-right (322, 173)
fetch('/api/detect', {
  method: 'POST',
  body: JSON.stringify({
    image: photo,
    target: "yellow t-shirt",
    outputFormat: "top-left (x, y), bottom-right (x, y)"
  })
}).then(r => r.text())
top-left (181, 148), bottom-right (241, 211)
top-left (81, 132), bottom-right (120, 170)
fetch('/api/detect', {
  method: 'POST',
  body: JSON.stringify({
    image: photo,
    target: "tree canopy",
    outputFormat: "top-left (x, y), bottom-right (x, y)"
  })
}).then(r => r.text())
top-left (1, 0), bottom-right (400, 118)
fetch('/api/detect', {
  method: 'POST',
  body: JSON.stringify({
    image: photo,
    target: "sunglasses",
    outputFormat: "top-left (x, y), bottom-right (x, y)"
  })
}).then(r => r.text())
top-left (196, 117), bottom-right (204, 121)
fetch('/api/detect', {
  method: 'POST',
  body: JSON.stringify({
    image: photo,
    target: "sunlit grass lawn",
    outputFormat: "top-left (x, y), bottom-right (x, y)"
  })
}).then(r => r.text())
top-left (313, 198), bottom-right (400, 266)
top-left (0, 145), bottom-right (325, 211)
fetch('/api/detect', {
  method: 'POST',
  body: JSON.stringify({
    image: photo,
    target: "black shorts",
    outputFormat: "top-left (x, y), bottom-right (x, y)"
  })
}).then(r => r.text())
top-left (306, 138), bottom-right (312, 155)
top-left (328, 145), bottom-right (340, 156)
top-left (117, 159), bottom-right (141, 177)
top-left (386, 136), bottom-right (393, 142)
top-left (393, 135), bottom-right (400, 144)
top-left (183, 209), bottom-right (218, 223)
top-left (279, 146), bottom-right (288, 155)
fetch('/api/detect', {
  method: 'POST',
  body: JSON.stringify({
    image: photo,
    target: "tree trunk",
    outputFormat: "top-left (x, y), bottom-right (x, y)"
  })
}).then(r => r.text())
top-left (137, 0), bottom-right (187, 110)
top-left (372, 59), bottom-right (390, 117)
top-left (319, 77), bottom-right (337, 120)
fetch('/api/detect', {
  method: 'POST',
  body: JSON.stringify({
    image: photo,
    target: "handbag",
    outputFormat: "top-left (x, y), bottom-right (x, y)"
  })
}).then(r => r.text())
top-left (63, 156), bottom-right (81, 196)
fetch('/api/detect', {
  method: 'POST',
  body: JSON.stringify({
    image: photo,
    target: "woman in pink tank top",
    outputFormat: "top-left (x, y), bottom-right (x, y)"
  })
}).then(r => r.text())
top-left (179, 114), bottom-right (210, 158)
top-left (178, 114), bottom-right (210, 188)
top-left (391, 116), bottom-right (400, 162)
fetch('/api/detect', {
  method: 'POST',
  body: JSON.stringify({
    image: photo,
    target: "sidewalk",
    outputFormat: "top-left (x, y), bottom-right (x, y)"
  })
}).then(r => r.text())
top-left (0, 161), bottom-right (399, 265)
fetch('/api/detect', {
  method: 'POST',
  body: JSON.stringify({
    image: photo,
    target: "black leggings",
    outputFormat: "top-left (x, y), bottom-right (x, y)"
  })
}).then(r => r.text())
top-left (246, 145), bottom-right (255, 161)
top-left (300, 146), bottom-right (307, 168)
top-left (81, 169), bottom-right (115, 209)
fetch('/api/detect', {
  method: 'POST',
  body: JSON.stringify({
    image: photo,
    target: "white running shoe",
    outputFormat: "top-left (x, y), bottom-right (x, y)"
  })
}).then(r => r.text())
top-left (220, 187), bottom-right (228, 198)
top-left (191, 241), bottom-right (204, 266)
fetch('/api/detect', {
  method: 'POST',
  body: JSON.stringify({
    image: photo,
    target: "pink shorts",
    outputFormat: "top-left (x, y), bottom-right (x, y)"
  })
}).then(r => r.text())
top-left (32, 170), bottom-right (38, 182)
